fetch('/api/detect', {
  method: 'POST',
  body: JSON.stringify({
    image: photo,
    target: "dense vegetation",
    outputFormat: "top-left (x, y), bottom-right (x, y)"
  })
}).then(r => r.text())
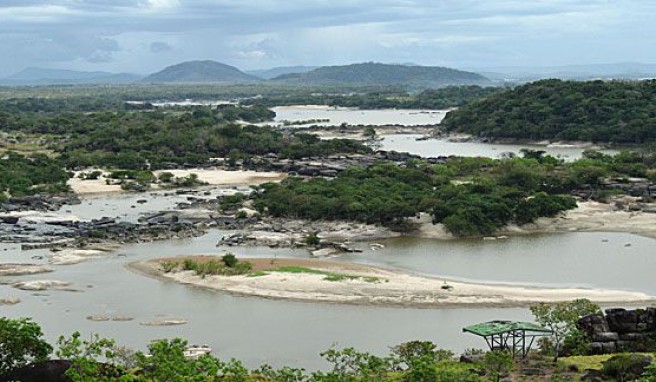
top-left (0, 152), bottom-right (70, 200)
top-left (0, 100), bottom-right (370, 170)
top-left (441, 79), bottom-right (656, 144)
top-left (243, 86), bottom-right (502, 110)
top-left (255, 150), bottom-right (656, 236)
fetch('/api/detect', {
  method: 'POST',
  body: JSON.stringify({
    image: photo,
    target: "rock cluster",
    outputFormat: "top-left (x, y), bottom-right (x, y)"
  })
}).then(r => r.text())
top-left (578, 308), bottom-right (656, 354)
top-left (0, 194), bottom-right (81, 213)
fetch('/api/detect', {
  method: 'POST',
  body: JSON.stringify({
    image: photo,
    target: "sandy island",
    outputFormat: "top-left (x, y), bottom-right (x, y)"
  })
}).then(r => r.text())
top-left (129, 257), bottom-right (656, 309)
top-left (68, 169), bottom-right (286, 195)
top-left (413, 201), bottom-right (656, 240)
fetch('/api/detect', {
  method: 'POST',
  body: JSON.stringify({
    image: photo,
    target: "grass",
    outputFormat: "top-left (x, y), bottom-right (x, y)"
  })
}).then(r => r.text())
top-left (161, 260), bottom-right (386, 283)
top-left (561, 353), bottom-right (656, 371)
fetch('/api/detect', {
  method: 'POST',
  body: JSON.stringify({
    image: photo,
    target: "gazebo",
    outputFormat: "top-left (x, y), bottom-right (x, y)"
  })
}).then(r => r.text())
top-left (462, 320), bottom-right (553, 358)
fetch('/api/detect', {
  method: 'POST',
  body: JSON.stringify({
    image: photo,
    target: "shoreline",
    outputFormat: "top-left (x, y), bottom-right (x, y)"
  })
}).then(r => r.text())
top-left (128, 257), bottom-right (656, 309)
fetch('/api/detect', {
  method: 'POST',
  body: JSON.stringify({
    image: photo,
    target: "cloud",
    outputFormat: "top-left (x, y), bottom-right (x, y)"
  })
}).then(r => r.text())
top-left (150, 41), bottom-right (172, 53)
top-left (0, 0), bottom-right (656, 76)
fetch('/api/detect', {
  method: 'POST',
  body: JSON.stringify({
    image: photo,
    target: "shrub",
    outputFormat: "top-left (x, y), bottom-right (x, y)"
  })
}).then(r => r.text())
top-left (222, 253), bottom-right (238, 268)
top-left (602, 353), bottom-right (652, 382)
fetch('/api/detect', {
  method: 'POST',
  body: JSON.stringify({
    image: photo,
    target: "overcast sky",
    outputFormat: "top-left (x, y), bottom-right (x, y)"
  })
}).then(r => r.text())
top-left (1, 0), bottom-right (655, 76)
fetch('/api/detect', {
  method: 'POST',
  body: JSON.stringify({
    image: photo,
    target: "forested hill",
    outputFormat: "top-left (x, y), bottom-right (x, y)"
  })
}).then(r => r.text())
top-left (441, 79), bottom-right (656, 144)
top-left (271, 63), bottom-right (490, 87)
top-left (142, 60), bottom-right (259, 83)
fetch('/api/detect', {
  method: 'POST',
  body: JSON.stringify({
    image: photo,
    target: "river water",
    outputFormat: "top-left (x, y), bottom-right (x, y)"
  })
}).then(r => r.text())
top-left (270, 106), bottom-right (614, 160)
top-left (0, 107), bottom-right (646, 370)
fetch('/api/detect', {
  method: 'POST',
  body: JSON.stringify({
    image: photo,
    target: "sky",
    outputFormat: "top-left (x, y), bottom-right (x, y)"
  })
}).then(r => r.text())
top-left (1, 0), bottom-right (656, 76)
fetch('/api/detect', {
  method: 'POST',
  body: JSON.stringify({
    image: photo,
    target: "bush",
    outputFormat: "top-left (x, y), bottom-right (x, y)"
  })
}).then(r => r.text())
top-left (602, 353), bottom-right (652, 382)
top-left (222, 253), bottom-right (238, 268)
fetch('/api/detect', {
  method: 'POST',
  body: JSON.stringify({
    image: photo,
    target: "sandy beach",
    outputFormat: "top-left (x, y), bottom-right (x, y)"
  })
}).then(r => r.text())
top-left (415, 201), bottom-right (656, 240)
top-left (68, 169), bottom-right (286, 195)
top-left (129, 257), bottom-right (656, 308)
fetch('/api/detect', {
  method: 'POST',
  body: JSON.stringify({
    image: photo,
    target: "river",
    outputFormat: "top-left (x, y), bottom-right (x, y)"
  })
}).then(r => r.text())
top-left (270, 106), bottom-right (615, 160)
top-left (0, 107), bottom-right (645, 370)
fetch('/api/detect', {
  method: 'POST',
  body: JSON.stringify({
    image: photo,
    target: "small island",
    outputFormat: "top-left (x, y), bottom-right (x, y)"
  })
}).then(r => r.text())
top-left (129, 255), bottom-right (656, 308)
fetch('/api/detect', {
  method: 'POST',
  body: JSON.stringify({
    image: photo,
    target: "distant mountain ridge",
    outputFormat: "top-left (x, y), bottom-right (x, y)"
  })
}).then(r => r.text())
top-left (2, 67), bottom-right (142, 85)
top-left (271, 62), bottom-right (490, 87)
top-left (478, 62), bottom-right (656, 81)
top-left (142, 60), bottom-right (259, 83)
top-left (247, 66), bottom-right (318, 80)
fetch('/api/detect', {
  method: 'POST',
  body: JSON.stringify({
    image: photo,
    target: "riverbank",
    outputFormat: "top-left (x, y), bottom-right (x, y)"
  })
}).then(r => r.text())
top-left (411, 200), bottom-right (656, 241)
top-left (129, 257), bottom-right (656, 308)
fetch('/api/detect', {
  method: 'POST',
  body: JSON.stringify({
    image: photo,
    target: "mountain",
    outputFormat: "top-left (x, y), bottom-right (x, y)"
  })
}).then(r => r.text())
top-left (142, 60), bottom-right (259, 83)
top-left (2, 67), bottom-right (142, 85)
top-left (270, 63), bottom-right (490, 87)
top-left (247, 66), bottom-right (319, 80)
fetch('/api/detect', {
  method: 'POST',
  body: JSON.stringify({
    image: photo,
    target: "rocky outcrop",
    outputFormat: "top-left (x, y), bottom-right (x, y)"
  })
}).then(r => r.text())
top-left (0, 194), bottom-right (80, 213)
top-left (578, 308), bottom-right (656, 354)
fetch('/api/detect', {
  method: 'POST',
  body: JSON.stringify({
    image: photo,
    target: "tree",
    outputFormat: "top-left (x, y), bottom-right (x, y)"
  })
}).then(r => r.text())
top-left (530, 299), bottom-right (601, 362)
top-left (56, 332), bottom-right (125, 381)
top-left (0, 317), bottom-right (53, 375)
top-left (484, 350), bottom-right (512, 382)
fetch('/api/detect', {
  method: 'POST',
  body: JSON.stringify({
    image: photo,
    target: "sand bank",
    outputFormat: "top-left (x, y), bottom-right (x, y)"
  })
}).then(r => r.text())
top-left (129, 257), bottom-right (655, 309)
top-left (68, 169), bottom-right (286, 195)
top-left (414, 201), bottom-right (656, 240)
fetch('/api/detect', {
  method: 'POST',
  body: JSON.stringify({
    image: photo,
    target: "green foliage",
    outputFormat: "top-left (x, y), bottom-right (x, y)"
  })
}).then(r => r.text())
top-left (442, 79), bottom-right (656, 144)
top-left (312, 347), bottom-right (391, 381)
top-left (602, 353), bottom-right (653, 382)
top-left (56, 332), bottom-right (124, 381)
top-left (157, 171), bottom-right (175, 183)
top-left (220, 193), bottom-right (246, 212)
top-left (304, 232), bottom-right (321, 246)
top-left (641, 363), bottom-right (656, 381)
top-left (0, 152), bottom-right (70, 197)
top-left (0, 317), bottom-right (53, 375)
top-left (484, 350), bottom-right (513, 382)
top-left (78, 170), bottom-right (103, 180)
top-left (180, 257), bottom-right (252, 277)
top-left (222, 253), bottom-right (238, 268)
top-left (160, 261), bottom-right (179, 273)
top-left (137, 338), bottom-right (223, 381)
top-left (530, 299), bottom-right (601, 361)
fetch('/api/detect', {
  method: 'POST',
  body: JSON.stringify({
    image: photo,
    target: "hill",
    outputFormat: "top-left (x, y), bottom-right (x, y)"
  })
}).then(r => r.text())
top-left (440, 79), bottom-right (656, 144)
top-left (271, 62), bottom-right (490, 87)
top-left (247, 65), bottom-right (318, 80)
top-left (142, 60), bottom-right (259, 83)
top-left (2, 67), bottom-right (141, 85)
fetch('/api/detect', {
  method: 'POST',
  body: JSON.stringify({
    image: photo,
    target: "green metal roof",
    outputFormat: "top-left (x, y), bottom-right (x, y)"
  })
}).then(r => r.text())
top-left (462, 320), bottom-right (552, 337)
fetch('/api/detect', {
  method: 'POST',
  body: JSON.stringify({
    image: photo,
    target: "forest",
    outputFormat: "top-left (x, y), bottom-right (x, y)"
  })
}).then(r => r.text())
top-left (242, 85), bottom-right (502, 110)
top-left (254, 150), bottom-right (656, 236)
top-left (441, 79), bottom-right (656, 144)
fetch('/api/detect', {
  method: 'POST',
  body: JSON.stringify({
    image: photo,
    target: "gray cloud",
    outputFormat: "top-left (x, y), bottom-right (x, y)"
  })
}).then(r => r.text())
top-left (0, 0), bottom-right (655, 76)
top-left (150, 41), bottom-right (172, 53)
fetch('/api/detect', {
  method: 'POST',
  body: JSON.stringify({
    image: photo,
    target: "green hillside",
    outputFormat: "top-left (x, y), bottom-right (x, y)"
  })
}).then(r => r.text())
top-left (143, 60), bottom-right (259, 83)
top-left (441, 79), bottom-right (656, 144)
top-left (272, 62), bottom-right (490, 87)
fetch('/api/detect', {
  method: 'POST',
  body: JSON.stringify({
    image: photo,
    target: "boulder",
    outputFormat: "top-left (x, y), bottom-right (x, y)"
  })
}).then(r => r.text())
top-left (592, 332), bottom-right (619, 342)
top-left (0, 216), bottom-right (19, 224)
top-left (0, 360), bottom-right (73, 382)
top-left (578, 313), bottom-right (610, 334)
top-left (605, 309), bottom-right (639, 333)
